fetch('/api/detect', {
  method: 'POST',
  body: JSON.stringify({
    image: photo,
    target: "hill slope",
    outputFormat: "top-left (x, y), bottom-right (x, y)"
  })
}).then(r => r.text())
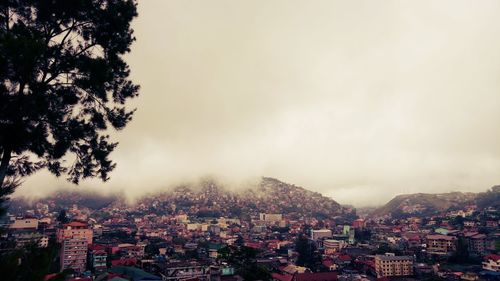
top-left (10, 177), bottom-right (345, 220)
top-left (138, 177), bottom-right (344, 219)
top-left (370, 188), bottom-right (500, 218)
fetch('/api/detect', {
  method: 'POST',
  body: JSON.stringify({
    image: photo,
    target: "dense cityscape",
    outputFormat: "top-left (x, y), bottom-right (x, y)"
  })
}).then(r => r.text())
top-left (2, 1), bottom-right (500, 281)
top-left (1, 178), bottom-right (499, 281)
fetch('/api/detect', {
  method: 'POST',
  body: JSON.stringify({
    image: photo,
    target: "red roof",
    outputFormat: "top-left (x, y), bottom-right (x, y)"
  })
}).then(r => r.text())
top-left (426, 234), bottom-right (456, 241)
top-left (64, 221), bottom-right (88, 227)
top-left (272, 273), bottom-right (293, 281)
top-left (89, 244), bottom-right (106, 251)
top-left (296, 272), bottom-right (338, 281)
top-left (485, 254), bottom-right (500, 262)
top-left (337, 254), bottom-right (352, 262)
top-left (322, 259), bottom-right (334, 268)
top-left (44, 274), bottom-right (57, 281)
top-left (111, 257), bottom-right (137, 266)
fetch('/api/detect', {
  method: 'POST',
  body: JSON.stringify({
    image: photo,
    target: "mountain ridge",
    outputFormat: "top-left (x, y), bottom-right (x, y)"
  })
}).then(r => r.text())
top-left (9, 177), bottom-right (346, 220)
top-left (371, 186), bottom-right (499, 218)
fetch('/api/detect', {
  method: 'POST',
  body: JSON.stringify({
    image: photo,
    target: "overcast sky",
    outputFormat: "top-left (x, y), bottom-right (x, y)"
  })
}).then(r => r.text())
top-left (15, 0), bottom-right (500, 206)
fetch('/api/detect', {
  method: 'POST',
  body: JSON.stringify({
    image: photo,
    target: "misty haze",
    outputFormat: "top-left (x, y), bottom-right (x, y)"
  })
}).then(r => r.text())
top-left (13, 0), bottom-right (500, 207)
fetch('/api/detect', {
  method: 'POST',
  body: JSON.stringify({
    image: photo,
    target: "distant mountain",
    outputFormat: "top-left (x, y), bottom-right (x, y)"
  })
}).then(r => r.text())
top-left (243, 177), bottom-right (344, 219)
top-left (10, 177), bottom-right (346, 220)
top-left (138, 177), bottom-right (345, 220)
top-left (9, 190), bottom-right (122, 213)
top-left (371, 186), bottom-right (500, 218)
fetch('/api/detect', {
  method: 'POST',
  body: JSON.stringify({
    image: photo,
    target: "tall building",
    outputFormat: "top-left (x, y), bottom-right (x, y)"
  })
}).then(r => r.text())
top-left (58, 221), bottom-right (92, 273)
top-left (466, 233), bottom-right (487, 257)
top-left (60, 238), bottom-right (88, 273)
top-left (375, 254), bottom-right (414, 278)
top-left (57, 221), bottom-right (93, 245)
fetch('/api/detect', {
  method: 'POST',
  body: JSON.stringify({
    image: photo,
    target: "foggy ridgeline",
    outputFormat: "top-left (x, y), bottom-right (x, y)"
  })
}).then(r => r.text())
top-left (8, 177), bottom-right (499, 220)
top-left (9, 177), bottom-right (349, 220)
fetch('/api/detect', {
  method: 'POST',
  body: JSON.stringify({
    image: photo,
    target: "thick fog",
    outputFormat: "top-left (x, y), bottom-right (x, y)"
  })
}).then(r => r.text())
top-left (14, 0), bottom-right (500, 206)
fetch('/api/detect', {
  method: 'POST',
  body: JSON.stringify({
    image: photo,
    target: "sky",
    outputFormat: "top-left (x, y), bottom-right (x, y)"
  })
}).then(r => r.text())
top-left (14, 0), bottom-right (500, 206)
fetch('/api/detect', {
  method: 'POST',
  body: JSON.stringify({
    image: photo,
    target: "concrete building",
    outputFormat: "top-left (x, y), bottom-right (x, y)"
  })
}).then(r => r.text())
top-left (57, 221), bottom-right (93, 245)
top-left (466, 233), bottom-right (487, 257)
top-left (426, 234), bottom-right (457, 255)
top-left (10, 218), bottom-right (38, 230)
top-left (375, 254), bottom-right (414, 278)
top-left (13, 232), bottom-right (49, 248)
top-left (483, 254), bottom-right (500, 272)
top-left (311, 229), bottom-right (332, 240)
top-left (323, 239), bottom-right (345, 254)
top-left (161, 263), bottom-right (211, 281)
top-left (60, 238), bottom-right (88, 273)
top-left (259, 213), bottom-right (283, 222)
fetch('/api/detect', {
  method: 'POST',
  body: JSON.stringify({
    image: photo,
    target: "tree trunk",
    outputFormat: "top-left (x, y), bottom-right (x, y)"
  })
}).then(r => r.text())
top-left (0, 147), bottom-right (11, 189)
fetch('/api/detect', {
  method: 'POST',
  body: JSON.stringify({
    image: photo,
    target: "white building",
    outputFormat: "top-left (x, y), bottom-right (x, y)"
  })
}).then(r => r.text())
top-left (259, 213), bottom-right (282, 222)
top-left (311, 229), bottom-right (332, 240)
top-left (483, 254), bottom-right (500, 272)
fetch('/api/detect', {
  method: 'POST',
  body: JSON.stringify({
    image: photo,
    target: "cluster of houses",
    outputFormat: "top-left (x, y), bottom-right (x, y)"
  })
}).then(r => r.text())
top-left (1, 199), bottom-right (499, 281)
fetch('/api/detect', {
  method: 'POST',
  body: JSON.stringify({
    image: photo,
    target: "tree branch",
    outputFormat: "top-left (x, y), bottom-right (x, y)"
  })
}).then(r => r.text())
top-left (0, 146), bottom-right (12, 189)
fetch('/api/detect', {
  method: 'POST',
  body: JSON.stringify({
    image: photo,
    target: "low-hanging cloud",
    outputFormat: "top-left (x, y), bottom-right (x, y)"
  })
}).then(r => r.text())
top-left (14, 0), bottom-right (500, 206)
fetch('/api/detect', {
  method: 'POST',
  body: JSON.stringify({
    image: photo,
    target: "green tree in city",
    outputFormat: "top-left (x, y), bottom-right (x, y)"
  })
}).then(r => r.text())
top-left (450, 236), bottom-right (469, 263)
top-left (0, 240), bottom-right (60, 281)
top-left (56, 209), bottom-right (69, 224)
top-left (295, 234), bottom-right (321, 272)
top-left (218, 245), bottom-right (271, 281)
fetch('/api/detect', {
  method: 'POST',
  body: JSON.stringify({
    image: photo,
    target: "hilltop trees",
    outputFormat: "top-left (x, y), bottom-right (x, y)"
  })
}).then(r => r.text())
top-left (0, 0), bottom-right (139, 212)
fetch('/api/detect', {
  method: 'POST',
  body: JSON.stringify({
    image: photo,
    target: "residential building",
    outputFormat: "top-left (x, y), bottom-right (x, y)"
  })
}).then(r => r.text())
top-left (10, 218), bottom-right (38, 231)
top-left (89, 247), bottom-right (107, 273)
top-left (13, 232), bottom-right (49, 248)
top-left (374, 254), bottom-right (414, 278)
top-left (260, 213), bottom-right (283, 222)
top-left (311, 229), bottom-right (332, 241)
top-left (466, 233), bottom-right (487, 256)
top-left (426, 234), bottom-right (457, 255)
top-left (57, 221), bottom-right (93, 245)
top-left (323, 239), bottom-right (344, 254)
top-left (483, 254), bottom-right (500, 272)
top-left (60, 238), bottom-right (88, 273)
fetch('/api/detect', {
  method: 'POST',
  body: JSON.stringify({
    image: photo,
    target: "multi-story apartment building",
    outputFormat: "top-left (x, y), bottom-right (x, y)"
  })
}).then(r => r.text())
top-left (57, 221), bottom-right (93, 245)
top-left (60, 238), bottom-right (88, 273)
top-left (10, 217), bottom-right (39, 231)
top-left (466, 233), bottom-right (487, 256)
top-left (57, 221), bottom-right (92, 273)
top-left (89, 249), bottom-right (107, 273)
top-left (375, 254), bottom-right (414, 278)
top-left (13, 232), bottom-right (49, 248)
top-left (426, 234), bottom-right (457, 255)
